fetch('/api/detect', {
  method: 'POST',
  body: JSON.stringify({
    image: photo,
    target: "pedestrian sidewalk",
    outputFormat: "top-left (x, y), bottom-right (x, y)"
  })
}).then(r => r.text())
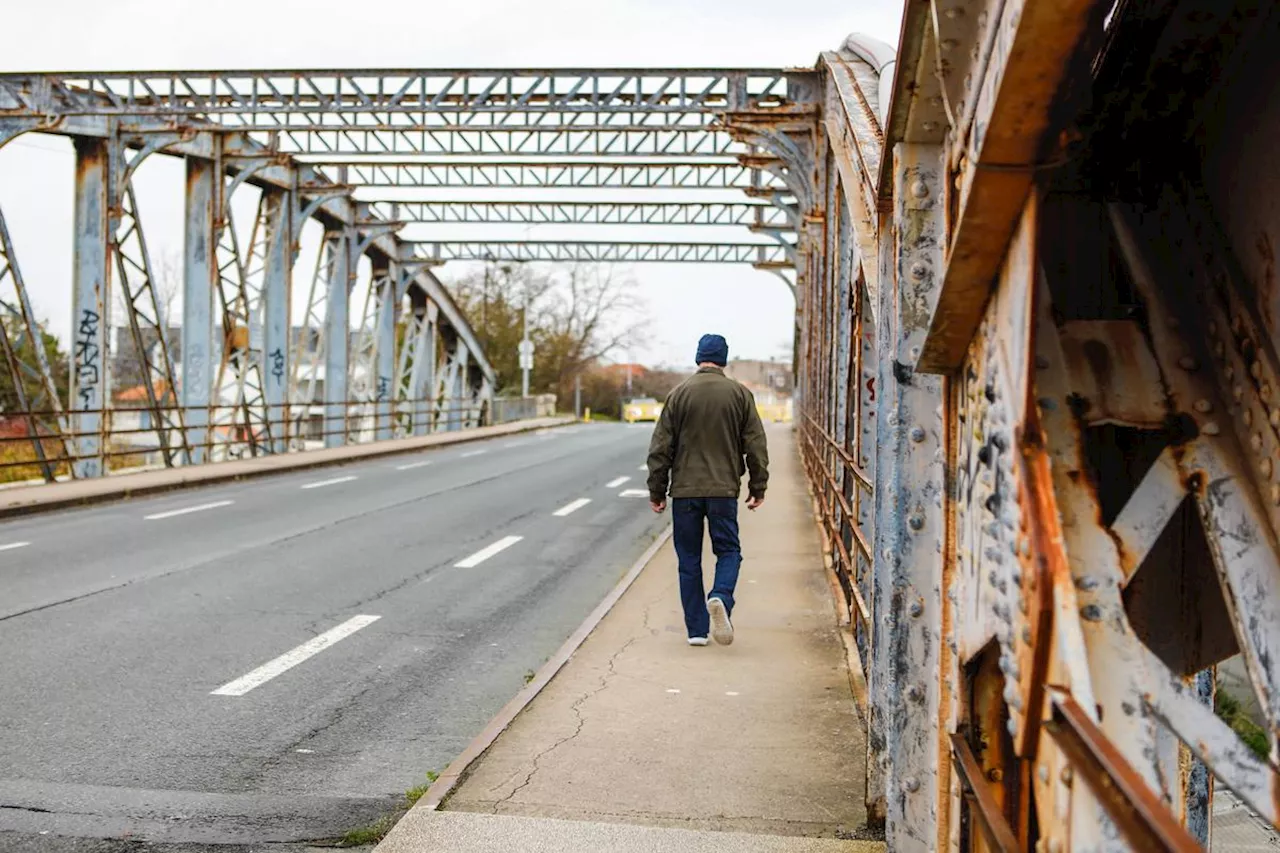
top-left (0, 416), bottom-right (574, 518)
top-left (377, 426), bottom-right (883, 853)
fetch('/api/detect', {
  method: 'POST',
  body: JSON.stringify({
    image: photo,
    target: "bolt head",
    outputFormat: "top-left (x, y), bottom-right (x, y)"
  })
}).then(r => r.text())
top-left (910, 180), bottom-right (929, 199)
top-left (910, 426), bottom-right (926, 443)
top-left (1193, 399), bottom-right (1213, 413)
top-left (908, 515), bottom-right (925, 531)
top-left (903, 777), bottom-right (920, 793)
top-left (1178, 356), bottom-right (1199, 371)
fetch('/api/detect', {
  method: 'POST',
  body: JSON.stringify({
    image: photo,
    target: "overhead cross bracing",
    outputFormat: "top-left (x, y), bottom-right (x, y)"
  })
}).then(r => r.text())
top-left (371, 200), bottom-right (795, 228)
top-left (0, 62), bottom-right (820, 487)
top-left (406, 240), bottom-right (793, 266)
top-left (316, 160), bottom-right (789, 190)
top-left (0, 68), bottom-right (816, 122)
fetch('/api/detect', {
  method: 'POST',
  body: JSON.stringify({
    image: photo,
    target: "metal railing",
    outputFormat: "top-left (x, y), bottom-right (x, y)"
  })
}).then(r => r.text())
top-left (0, 395), bottom-right (493, 483)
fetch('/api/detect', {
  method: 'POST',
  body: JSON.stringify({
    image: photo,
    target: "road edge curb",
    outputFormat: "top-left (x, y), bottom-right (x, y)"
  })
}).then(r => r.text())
top-left (416, 523), bottom-right (674, 813)
top-left (0, 417), bottom-right (577, 520)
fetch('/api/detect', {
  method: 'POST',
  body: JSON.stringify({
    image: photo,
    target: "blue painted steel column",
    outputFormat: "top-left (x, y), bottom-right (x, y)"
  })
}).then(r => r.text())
top-left (456, 345), bottom-right (471, 431)
top-left (414, 304), bottom-right (436, 435)
top-left (375, 263), bottom-right (396, 441)
top-left (71, 138), bottom-right (111, 478)
top-left (324, 230), bottom-right (351, 448)
top-left (870, 142), bottom-right (947, 851)
top-left (182, 155), bottom-right (216, 464)
top-left (262, 189), bottom-right (291, 452)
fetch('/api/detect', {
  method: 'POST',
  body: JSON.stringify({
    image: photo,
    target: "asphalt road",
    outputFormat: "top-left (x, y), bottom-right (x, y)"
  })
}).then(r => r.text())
top-left (0, 423), bottom-right (668, 850)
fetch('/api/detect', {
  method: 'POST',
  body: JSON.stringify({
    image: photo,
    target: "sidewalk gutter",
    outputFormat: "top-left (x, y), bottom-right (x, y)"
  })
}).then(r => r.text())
top-left (0, 416), bottom-right (577, 520)
top-left (417, 525), bottom-right (673, 812)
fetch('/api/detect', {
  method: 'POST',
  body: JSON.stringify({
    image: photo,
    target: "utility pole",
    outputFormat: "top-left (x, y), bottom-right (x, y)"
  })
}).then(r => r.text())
top-left (518, 285), bottom-right (532, 399)
top-left (575, 373), bottom-right (582, 419)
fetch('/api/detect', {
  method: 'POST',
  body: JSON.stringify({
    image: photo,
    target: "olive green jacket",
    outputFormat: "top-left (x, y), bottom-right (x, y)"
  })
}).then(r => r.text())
top-left (646, 367), bottom-right (769, 501)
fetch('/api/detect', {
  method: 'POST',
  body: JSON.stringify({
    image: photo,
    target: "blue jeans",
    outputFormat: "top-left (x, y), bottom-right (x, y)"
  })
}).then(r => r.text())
top-left (672, 497), bottom-right (742, 638)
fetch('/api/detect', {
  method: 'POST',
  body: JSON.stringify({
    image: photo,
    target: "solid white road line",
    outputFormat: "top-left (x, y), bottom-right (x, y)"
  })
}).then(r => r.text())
top-left (606, 476), bottom-right (631, 488)
top-left (455, 535), bottom-right (523, 568)
top-left (503, 440), bottom-right (530, 449)
top-left (396, 460), bottom-right (433, 471)
top-left (301, 475), bottom-right (357, 490)
top-left (144, 500), bottom-right (235, 521)
top-left (619, 489), bottom-right (650, 498)
top-left (211, 614), bottom-right (381, 697)
top-left (553, 498), bottom-right (592, 517)
top-left (0, 541), bottom-right (31, 552)
top-left (460, 449), bottom-right (487, 458)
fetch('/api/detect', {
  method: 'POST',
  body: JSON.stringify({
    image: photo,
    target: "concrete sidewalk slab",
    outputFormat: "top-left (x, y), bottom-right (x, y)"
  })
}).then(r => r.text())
top-left (0, 416), bottom-right (574, 519)
top-left (379, 812), bottom-right (884, 853)
top-left (377, 425), bottom-right (879, 852)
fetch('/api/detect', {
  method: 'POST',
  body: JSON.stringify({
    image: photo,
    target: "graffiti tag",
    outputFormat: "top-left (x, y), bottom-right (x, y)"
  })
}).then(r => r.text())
top-left (73, 308), bottom-right (101, 409)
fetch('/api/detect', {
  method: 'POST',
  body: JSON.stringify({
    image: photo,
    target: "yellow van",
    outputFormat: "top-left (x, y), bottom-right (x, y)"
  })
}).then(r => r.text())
top-left (624, 397), bottom-right (663, 423)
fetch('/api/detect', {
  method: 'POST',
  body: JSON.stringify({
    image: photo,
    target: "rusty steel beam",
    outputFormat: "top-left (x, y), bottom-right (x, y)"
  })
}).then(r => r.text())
top-left (949, 734), bottom-right (1020, 853)
top-left (895, 0), bottom-right (1108, 372)
top-left (1046, 690), bottom-right (1203, 852)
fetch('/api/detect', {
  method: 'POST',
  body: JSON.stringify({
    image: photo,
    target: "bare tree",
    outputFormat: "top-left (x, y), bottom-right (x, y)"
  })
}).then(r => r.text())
top-left (447, 263), bottom-right (649, 399)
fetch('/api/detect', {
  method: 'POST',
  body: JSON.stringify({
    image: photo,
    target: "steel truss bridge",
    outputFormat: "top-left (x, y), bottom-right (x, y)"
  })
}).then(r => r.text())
top-left (2, 0), bottom-right (1279, 848)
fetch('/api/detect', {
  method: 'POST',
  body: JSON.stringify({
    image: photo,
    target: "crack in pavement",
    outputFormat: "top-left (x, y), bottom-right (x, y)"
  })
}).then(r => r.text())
top-left (489, 636), bottom-right (640, 813)
top-left (0, 803), bottom-right (55, 814)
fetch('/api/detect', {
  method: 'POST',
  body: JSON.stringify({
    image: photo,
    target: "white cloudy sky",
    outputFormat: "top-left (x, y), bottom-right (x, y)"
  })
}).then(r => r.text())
top-left (0, 0), bottom-right (902, 369)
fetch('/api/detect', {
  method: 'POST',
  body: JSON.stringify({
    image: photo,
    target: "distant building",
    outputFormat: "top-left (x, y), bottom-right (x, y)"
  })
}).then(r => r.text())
top-left (725, 359), bottom-right (793, 397)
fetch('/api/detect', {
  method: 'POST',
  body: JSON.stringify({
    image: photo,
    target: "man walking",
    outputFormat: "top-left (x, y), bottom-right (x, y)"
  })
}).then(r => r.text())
top-left (646, 334), bottom-right (769, 646)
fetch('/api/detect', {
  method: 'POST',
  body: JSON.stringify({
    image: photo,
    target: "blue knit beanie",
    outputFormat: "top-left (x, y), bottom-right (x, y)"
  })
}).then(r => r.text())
top-left (695, 334), bottom-right (729, 367)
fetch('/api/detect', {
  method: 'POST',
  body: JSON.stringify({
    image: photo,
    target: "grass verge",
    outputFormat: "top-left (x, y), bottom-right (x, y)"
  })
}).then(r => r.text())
top-left (1215, 688), bottom-right (1269, 760)
top-left (336, 771), bottom-right (439, 848)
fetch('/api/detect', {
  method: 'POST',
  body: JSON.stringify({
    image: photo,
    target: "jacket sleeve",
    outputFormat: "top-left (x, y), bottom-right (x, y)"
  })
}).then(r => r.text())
top-left (646, 393), bottom-right (678, 502)
top-left (742, 392), bottom-right (770, 499)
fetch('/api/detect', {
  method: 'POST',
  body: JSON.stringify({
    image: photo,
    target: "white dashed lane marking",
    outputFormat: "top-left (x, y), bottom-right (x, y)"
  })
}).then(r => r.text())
top-left (395, 460), bottom-right (433, 471)
top-left (211, 615), bottom-right (381, 697)
top-left (301, 475), bottom-right (357, 490)
top-left (619, 489), bottom-right (649, 498)
top-left (144, 500), bottom-right (234, 521)
top-left (0, 541), bottom-right (30, 552)
top-left (455, 535), bottom-right (523, 568)
top-left (553, 498), bottom-right (592, 517)
top-left (606, 476), bottom-right (630, 488)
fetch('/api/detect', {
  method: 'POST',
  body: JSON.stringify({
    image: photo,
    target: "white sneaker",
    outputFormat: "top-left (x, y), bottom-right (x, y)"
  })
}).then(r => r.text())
top-left (707, 597), bottom-right (734, 646)
top-left (687, 636), bottom-right (709, 646)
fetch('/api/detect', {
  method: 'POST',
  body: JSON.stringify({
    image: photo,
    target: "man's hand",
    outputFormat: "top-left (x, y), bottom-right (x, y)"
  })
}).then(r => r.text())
top-left (746, 495), bottom-right (764, 511)
top-left (650, 499), bottom-right (667, 514)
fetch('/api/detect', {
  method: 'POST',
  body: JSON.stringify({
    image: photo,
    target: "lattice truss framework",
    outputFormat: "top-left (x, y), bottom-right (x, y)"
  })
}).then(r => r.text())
top-left (0, 64), bottom-right (820, 479)
top-left (3, 7), bottom-right (1277, 849)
